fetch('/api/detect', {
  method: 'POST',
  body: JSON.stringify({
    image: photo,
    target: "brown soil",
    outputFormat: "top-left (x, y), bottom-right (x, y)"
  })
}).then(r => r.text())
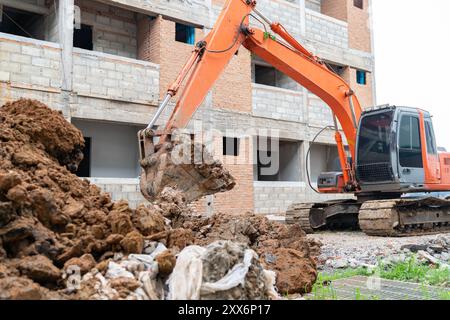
top-left (0, 99), bottom-right (319, 299)
top-left (0, 99), bottom-right (171, 298)
top-left (175, 212), bottom-right (320, 294)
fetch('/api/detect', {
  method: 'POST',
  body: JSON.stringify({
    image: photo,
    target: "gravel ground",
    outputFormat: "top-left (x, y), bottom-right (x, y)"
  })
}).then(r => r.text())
top-left (309, 231), bottom-right (450, 273)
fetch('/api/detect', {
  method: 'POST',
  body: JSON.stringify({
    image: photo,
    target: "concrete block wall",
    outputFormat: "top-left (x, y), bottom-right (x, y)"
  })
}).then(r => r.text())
top-left (252, 83), bottom-right (304, 123)
top-left (72, 48), bottom-right (159, 103)
top-left (254, 181), bottom-right (352, 215)
top-left (305, 9), bottom-right (349, 48)
top-left (307, 93), bottom-right (335, 128)
top-left (251, 0), bottom-right (303, 40)
top-left (0, 34), bottom-right (62, 90)
top-left (76, 0), bottom-right (138, 59)
top-left (88, 178), bottom-right (147, 209)
top-left (306, 0), bottom-right (321, 12)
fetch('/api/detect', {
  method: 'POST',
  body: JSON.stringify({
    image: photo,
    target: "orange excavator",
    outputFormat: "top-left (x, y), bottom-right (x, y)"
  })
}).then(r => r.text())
top-left (138, 0), bottom-right (450, 236)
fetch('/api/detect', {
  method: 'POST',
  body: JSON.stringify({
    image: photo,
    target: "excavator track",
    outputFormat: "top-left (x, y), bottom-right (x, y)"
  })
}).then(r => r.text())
top-left (359, 197), bottom-right (450, 237)
top-left (287, 197), bottom-right (450, 237)
top-left (285, 200), bottom-right (360, 233)
top-left (285, 203), bottom-right (315, 233)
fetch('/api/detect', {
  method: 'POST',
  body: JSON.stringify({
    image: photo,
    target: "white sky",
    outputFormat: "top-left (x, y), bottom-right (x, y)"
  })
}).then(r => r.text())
top-left (372, 0), bottom-right (450, 149)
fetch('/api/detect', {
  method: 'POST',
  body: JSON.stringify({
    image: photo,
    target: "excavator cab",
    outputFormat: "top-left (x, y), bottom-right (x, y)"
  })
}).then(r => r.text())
top-left (356, 105), bottom-right (441, 194)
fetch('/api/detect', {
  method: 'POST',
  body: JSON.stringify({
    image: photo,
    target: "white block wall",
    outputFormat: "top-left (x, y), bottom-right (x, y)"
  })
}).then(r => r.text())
top-left (252, 83), bottom-right (304, 123)
top-left (251, 0), bottom-right (303, 40)
top-left (307, 93), bottom-right (335, 128)
top-left (305, 9), bottom-right (348, 48)
top-left (0, 34), bottom-right (62, 89)
top-left (88, 178), bottom-right (147, 209)
top-left (72, 48), bottom-right (159, 104)
top-left (77, 0), bottom-right (138, 58)
top-left (254, 181), bottom-right (351, 215)
top-left (306, 0), bottom-right (321, 12)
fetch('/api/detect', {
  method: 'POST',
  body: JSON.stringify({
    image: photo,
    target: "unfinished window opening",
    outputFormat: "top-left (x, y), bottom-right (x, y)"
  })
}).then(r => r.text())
top-left (72, 120), bottom-right (144, 178)
top-left (0, 6), bottom-right (45, 40)
top-left (175, 23), bottom-right (195, 45)
top-left (254, 63), bottom-right (299, 90)
top-left (73, 24), bottom-right (93, 51)
top-left (255, 65), bottom-right (277, 87)
top-left (223, 137), bottom-right (240, 156)
top-left (255, 138), bottom-right (301, 182)
top-left (356, 70), bottom-right (367, 85)
top-left (76, 137), bottom-right (92, 177)
top-left (328, 63), bottom-right (345, 77)
top-left (353, 0), bottom-right (364, 9)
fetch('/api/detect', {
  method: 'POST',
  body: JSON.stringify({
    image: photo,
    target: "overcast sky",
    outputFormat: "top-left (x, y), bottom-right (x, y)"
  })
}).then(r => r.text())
top-left (372, 0), bottom-right (450, 149)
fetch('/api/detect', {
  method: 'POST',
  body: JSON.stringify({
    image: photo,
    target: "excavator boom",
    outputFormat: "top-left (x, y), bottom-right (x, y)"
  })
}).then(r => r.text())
top-left (138, 0), bottom-right (363, 202)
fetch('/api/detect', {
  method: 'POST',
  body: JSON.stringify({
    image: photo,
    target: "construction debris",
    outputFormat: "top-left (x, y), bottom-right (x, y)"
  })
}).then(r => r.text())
top-left (0, 99), bottom-right (319, 299)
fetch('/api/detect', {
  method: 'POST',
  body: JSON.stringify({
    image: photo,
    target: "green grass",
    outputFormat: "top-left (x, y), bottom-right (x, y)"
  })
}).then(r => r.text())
top-left (307, 255), bottom-right (450, 300)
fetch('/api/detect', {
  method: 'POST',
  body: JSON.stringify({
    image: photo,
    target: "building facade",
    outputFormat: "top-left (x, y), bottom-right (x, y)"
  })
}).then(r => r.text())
top-left (0, 0), bottom-right (375, 216)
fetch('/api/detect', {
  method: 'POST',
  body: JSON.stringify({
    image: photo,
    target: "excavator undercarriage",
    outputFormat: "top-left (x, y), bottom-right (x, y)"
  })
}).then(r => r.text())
top-left (286, 196), bottom-right (450, 237)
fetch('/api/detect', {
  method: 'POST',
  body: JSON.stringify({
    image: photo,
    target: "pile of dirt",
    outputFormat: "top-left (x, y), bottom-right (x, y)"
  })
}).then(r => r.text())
top-left (0, 99), bottom-right (319, 299)
top-left (0, 99), bottom-right (183, 299)
top-left (173, 211), bottom-right (320, 294)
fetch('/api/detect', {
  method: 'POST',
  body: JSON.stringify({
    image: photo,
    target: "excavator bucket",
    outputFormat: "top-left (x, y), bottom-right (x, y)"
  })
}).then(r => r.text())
top-left (138, 130), bottom-right (236, 203)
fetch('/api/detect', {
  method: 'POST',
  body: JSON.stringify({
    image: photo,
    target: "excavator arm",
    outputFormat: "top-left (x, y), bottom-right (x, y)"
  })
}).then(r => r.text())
top-left (139, 0), bottom-right (363, 201)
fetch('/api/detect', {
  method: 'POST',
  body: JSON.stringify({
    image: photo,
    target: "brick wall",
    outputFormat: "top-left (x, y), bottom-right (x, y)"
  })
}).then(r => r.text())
top-left (343, 66), bottom-right (374, 108)
top-left (192, 135), bottom-right (255, 216)
top-left (76, 0), bottom-right (138, 58)
top-left (137, 15), bottom-right (160, 64)
top-left (321, 0), bottom-right (347, 21)
top-left (347, 0), bottom-right (372, 52)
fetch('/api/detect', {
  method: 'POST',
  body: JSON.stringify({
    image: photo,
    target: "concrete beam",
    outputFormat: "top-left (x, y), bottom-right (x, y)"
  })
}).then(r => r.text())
top-left (0, 0), bottom-right (50, 15)
top-left (95, 0), bottom-right (210, 28)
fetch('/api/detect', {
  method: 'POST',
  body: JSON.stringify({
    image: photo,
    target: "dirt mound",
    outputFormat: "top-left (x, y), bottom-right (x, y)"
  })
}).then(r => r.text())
top-left (0, 99), bottom-right (319, 299)
top-left (0, 99), bottom-right (172, 298)
top-left (176, 212), bottom-right (320, 294)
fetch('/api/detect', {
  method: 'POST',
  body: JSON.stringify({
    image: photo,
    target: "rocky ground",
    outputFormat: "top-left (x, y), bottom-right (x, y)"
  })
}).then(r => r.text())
top-left (310, 231), bottom-right (450, 273)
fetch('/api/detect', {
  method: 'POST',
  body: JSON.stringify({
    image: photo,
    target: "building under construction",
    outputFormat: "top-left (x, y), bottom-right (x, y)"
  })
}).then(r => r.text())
top-left (0, 0), bottom-right (375, 216)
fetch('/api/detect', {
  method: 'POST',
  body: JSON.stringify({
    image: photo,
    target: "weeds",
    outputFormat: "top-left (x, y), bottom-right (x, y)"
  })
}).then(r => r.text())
top-left (306, 255), bottom-right (450, 300)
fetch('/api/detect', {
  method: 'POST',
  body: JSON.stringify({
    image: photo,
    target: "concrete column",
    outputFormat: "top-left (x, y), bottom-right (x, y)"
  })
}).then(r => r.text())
top-left (298, 0), bottom-right (307, 37)
top-left (368, 0), bottom-right (377, 105)
top-left (58, 0), bottom-right (74, 91)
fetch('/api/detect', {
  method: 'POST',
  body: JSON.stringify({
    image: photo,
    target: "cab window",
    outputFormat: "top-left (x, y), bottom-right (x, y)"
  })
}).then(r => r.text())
top-left (425, 121), bottom-right (437, 155)
top-left (399, 115), bottom-right (423, 168)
